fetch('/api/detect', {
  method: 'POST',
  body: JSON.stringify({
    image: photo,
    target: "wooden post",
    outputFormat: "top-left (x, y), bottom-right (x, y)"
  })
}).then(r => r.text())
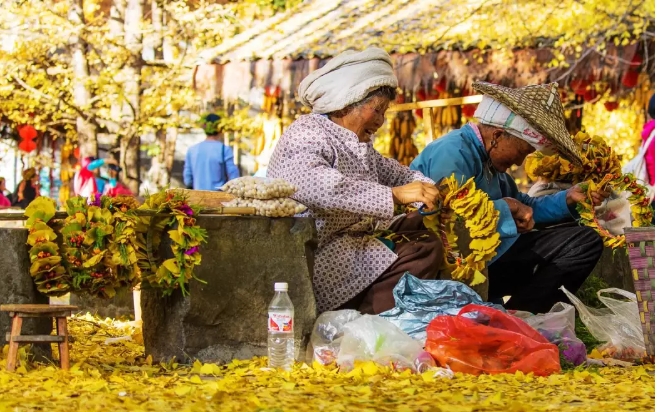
top-left (56, 317), bottom-right (70, 370)
top-left (422, 107), bottom-right (435, 144)
top-left (133, 289), bottom-right (142, 322)
top-left (6, 316), bottom-right (22, 372)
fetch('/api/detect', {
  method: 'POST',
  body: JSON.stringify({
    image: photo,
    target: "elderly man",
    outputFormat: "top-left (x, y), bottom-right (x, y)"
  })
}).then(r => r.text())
top-left (268, 48), bottom-right (447, 315)
top-left (411, 82), bottom-right (607, 313)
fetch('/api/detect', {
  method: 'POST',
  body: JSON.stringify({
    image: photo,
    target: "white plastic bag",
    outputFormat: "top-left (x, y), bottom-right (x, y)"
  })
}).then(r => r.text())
top-left (561, 286), bottom-right (646, 361)
top-left (337, 314), bottom-right (435, 372)
top-left (522, 303), bottom-right (587, 366)
top-left (307, 310), bottom-right (362, 366)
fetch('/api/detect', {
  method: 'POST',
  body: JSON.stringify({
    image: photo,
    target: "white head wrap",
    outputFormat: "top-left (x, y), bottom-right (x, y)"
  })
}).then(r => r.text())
top-left (298, 47), bottom-right (398, 114)
top-left (474, 95), bottom-right (554, 154)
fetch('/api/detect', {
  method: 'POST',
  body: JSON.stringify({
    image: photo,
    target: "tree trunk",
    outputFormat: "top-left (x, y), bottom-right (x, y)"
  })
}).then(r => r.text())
top-left (143, 1), bottom-right (177, 189)
top-left (147, 127), bottom-right (177, 189)
top-left (69, 0), bottom-right (98, 158)
top-left (120, 0), bottom-right (144, 194)
top-left (120, 134), bottom-right (141, 194)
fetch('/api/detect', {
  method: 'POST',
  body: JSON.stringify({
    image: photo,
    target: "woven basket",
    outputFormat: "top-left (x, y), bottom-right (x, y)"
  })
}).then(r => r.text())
top-left (624, 227), bottom-right (655, 357)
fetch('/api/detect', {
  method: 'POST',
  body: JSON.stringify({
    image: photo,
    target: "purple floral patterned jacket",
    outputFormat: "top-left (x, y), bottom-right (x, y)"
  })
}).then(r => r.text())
top-left (267, 114), bottom-right (432, 312)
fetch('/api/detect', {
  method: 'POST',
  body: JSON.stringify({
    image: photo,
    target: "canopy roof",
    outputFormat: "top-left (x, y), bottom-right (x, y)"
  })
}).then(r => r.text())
top-left (200, 0), bottom-right (655, 63)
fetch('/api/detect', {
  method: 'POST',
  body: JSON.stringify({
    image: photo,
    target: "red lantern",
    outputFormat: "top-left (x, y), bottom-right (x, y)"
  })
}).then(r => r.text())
top-left (622, 70), bottom-right (639, 88)
top-left (18, 139), bottom-right (36, 153)
top-left (462, 105), bottom-right (477, 118)
top-left (18, 125), bottom-right (37, 141)
top-left (570, 79), bottom-right (589, 96)
top-left (630, 54), bottom-right (643, 67)
top-left (583, 89), bottom-right (599, 103)
top-left (604, 101), bottom-right (619, 111)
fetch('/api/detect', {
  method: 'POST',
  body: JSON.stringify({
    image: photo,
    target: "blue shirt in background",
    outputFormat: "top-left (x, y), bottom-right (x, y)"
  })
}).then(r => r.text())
top-left (184, 139), bottom-right (240, 190)
top-left (410, 124), bottom-right (577, 264)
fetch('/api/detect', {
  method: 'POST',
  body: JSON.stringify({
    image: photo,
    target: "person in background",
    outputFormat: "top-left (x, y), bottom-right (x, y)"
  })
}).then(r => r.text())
top-left (642, 94), bottom-right (655, 223)
top-left (14, 168), bottom-right (39, 208)
top-left (184, 113), bottom-right (240, 191)
top-left (103, 160), bottom-right (133, 197)
top-left (0, 177), bottom-right (12, 208)
top-left (74, 156), bottom-right (108, 198)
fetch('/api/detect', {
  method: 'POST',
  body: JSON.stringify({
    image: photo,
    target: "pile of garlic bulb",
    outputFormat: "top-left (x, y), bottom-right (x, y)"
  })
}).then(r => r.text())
top-left (221, 177), bottom-right (306, 217)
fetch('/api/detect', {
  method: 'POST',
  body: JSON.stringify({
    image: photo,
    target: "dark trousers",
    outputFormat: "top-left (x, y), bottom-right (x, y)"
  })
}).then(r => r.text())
top-left (338, 212), bottom-right (445, 315)
top-left (488, 226), bottom-right (604, 314)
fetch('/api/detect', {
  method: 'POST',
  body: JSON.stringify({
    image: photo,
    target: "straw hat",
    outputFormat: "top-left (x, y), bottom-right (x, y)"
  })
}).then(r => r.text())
top-left (472, 81), bottom-right (581, 163)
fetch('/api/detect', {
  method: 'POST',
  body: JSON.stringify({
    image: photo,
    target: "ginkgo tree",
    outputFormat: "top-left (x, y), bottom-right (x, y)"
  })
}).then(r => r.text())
top-left (0, 0), bottom-right (237, 193)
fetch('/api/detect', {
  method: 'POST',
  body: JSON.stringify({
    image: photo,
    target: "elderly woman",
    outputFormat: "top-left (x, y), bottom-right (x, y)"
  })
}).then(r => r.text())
top-left (267, 48), bottom-right (445, 315)
top-left (411, 82), bottom-right (608, 314)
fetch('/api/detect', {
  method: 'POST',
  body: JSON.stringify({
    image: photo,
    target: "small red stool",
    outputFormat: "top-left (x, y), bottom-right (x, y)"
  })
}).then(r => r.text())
top-left (1, 304), bottom-right (78, 371)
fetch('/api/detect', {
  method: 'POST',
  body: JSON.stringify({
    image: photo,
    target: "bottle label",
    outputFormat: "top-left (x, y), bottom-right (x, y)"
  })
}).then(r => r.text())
top-left (268, 312), bottom-right (293, 332)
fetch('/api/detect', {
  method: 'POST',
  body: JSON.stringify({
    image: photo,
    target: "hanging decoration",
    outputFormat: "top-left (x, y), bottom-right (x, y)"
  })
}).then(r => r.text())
top-left (418, 175), bottom-right (500, 287)
top-left (24, 192), bottom-right (207, 298)
top-left (135, 191), bottom-right (208, 296)
top-left (17, 124), bottom-right (38, 153)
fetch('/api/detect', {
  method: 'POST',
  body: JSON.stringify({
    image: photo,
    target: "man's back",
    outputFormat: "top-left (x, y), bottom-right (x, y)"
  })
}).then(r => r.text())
top-left (184, 140), bottom-right (240, 190)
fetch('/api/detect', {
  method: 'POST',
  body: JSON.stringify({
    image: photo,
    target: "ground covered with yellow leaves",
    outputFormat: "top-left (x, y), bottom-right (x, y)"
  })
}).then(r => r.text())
top-left (0, 315), bottom-right (655, 411)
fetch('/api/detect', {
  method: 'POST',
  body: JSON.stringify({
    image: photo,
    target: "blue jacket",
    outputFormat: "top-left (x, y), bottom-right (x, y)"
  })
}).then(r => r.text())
top-left (410, 124), bottom-right (576, 263)
top-left (184, 140), bottom-right (240, 190)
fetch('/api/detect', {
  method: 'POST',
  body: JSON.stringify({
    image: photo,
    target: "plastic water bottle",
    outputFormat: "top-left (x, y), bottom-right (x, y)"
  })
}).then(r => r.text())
top-left (268, 282), bottom-right (295, 370)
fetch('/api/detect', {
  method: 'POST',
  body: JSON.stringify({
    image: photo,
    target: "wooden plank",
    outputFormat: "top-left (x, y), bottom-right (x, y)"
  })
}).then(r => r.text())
top-left (167, 189), bottom-right (235, 206)
top-left (6, 334), bottom-right (65, 343)
top-left (1, 304), bottom-right (78, 313)
top-left (0, 206), bottom-right (257, 221)
top-left (15, 312), bottom-right (74, 318)
top-left (388, 95), bottom-right (483, 112)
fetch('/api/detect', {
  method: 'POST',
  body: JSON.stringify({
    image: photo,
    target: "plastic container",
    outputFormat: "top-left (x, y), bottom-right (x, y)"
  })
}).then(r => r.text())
top-left (268, 282), bottom-right (295, 369)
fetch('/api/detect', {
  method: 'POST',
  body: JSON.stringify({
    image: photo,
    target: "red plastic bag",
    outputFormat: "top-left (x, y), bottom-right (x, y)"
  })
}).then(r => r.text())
top-left (426, 304), bottom-right (560, 376)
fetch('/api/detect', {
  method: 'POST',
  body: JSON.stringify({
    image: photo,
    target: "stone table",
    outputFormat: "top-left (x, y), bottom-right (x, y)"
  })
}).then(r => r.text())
top-left (141, 216), bottom-right (318, 364)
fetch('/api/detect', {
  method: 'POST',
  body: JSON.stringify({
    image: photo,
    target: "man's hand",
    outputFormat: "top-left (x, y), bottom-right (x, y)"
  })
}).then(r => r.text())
top-left (566, 183), bottom-right (611, 207)
top-left (392, 181), bottom-right (441, 211)
top-left (503, 197), bottom-right (535, 233)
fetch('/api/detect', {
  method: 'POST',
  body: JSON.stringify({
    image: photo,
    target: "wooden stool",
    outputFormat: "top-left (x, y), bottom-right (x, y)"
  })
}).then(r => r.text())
top-left (1, 304), bottom-right (78, 371)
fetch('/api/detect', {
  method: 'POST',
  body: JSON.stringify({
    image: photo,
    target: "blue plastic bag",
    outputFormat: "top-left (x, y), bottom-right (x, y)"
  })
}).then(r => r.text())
top-left (380, 273), bottom-right (505, 341)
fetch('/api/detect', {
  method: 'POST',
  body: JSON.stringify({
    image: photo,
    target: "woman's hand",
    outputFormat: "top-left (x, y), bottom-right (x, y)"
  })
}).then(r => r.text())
top-left (392, 181), bottom-right (440, 211)
top-left (566, 183), bottom-right (611, 207)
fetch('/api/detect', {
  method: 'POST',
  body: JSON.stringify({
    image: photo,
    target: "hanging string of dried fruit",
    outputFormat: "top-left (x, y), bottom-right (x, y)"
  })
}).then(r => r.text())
top-left (389, 111), bottom-right (418, 165)
top-left (525, 131), bottom-right (653, 248)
